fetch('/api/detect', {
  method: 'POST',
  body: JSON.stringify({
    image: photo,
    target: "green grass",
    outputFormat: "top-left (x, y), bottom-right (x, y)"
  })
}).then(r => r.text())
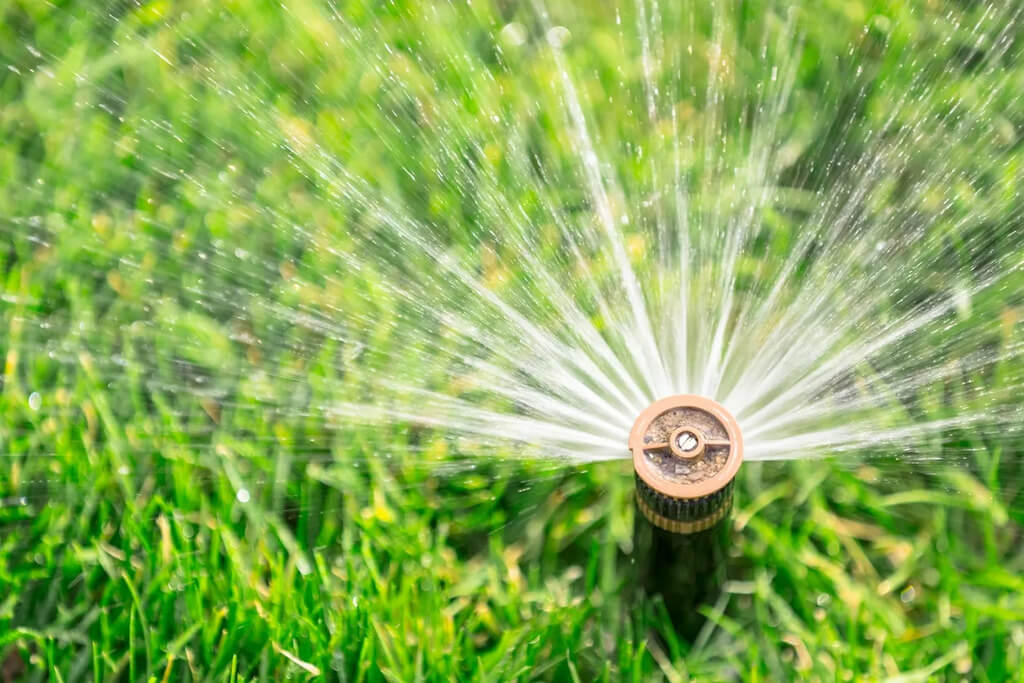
top-left (2, 0), bottom-right (1024, 680)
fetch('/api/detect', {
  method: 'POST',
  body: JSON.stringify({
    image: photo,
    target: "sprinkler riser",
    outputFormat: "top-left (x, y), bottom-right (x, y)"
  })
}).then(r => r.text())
top-left (633, 494), bottom-right (731, 638)
top-left (634, 476), bottom-right (733, 533)
top-left (628, 394), bottom-right (742, 637)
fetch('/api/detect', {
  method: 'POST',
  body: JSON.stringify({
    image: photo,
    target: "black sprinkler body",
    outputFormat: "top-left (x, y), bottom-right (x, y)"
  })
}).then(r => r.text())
top-left (629, 394), bottom-right (743, 637)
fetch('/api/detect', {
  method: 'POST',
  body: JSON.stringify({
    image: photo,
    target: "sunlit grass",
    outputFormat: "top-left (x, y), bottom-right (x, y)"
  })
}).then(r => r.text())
top-left (1, 0), bottom-right (1023, 680)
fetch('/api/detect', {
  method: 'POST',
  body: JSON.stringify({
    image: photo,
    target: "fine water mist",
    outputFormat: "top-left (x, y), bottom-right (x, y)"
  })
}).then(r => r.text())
top-left (2, 0), bottom-right (1022, 485)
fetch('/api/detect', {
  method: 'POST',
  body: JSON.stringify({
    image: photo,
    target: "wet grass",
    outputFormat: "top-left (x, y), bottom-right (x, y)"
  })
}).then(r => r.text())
top-left (2, 0), bottom-right (1024, 680)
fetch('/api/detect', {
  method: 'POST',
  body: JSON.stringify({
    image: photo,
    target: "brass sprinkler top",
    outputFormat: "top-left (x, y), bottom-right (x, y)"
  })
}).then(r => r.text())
top-left (629, 394), bottom-right (743, 500)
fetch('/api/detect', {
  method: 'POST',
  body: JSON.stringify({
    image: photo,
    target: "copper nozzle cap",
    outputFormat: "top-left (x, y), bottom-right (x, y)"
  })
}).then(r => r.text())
top-left (629, 394), bottom-right (743, 501)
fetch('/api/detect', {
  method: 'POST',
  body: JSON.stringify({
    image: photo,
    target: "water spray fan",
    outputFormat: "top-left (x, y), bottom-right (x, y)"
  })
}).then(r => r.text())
top-left (629, 395), bottom-right (743, 635)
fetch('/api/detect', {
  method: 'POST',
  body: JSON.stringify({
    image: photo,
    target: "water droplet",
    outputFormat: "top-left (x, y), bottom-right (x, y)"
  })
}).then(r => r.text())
top-left (499, 22), bottom-right (527, 48)
top-left (28, 392), bottom-right (41, 411)
top-left (546, 26), bottom-right (571, 48)
top-left (236, 488), bottom-right (251, 503)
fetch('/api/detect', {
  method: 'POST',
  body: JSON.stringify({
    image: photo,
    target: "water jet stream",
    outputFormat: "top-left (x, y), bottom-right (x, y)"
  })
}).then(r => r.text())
top-left (1, 0), bottom-right (1021, 485)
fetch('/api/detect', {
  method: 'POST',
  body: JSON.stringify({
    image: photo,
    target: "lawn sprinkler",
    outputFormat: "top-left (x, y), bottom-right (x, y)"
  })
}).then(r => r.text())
top-left (629, 394), bottom-right (743, 636)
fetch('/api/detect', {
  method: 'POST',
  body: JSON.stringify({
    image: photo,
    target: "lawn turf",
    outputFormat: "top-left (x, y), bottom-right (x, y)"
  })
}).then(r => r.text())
top-left (2, 0), bottom-right (1024, 680)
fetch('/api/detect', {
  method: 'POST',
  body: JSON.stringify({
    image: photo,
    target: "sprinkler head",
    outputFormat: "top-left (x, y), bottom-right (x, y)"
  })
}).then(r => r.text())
top-left (629, 394), bottom-right (743, 533)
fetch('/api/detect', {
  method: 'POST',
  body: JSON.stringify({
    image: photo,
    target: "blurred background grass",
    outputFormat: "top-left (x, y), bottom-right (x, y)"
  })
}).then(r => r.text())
top-left (1, 0), bottom-right (1023, 680)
